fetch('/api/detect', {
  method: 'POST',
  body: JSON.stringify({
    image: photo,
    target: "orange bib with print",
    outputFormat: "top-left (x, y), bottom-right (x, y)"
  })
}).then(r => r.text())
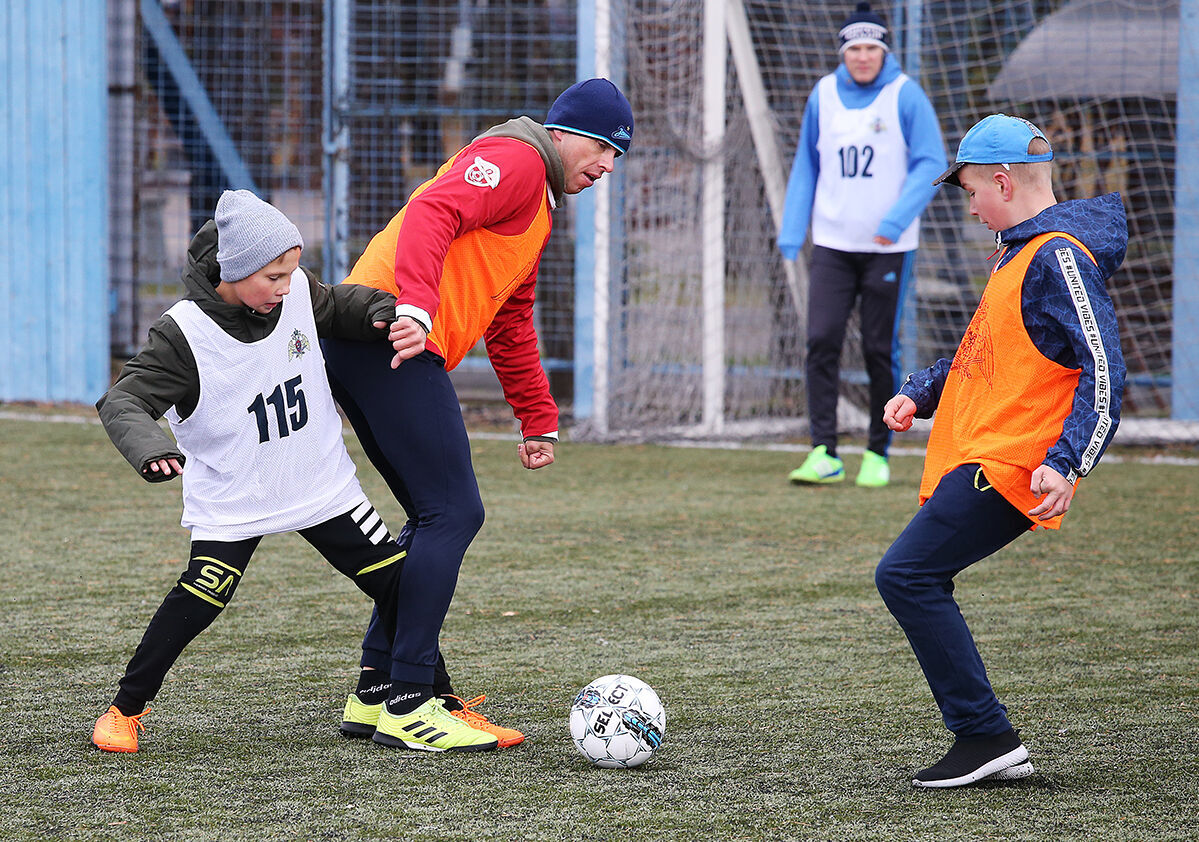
top-left (919, 232), bottom-right (1095, 529)
top-left (345, 144), bottom-right (552, 369)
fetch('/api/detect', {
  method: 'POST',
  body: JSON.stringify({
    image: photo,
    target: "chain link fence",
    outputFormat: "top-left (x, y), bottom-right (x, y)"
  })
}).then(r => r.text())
top-left (110, 0), bottom-right (577, 399)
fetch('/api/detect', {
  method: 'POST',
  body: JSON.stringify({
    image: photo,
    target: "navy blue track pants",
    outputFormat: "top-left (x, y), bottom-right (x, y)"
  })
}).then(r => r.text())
top-left (875, 463), bottom-right (1032, 737)
top-left (323, 338), bottom-right (485, 685)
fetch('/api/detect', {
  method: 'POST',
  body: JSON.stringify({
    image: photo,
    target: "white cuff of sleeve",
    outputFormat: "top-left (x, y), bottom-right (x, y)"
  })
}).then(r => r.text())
top-left (394, 303), bottom-right (432, 333)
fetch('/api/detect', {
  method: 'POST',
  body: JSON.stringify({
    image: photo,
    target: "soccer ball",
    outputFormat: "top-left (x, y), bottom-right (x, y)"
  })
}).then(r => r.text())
top-left (569, 674), bottom-right (665, 768)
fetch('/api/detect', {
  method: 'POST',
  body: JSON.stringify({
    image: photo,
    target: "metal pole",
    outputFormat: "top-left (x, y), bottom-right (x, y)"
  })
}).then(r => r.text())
top-left (322, 0), bottom-right (349, 286)
top-left (1174, 0), bottom-right (1199, 418)
top-left (594, 0), bottom-right (612, 435)
top-left (702, 0), bottom-right (726, 434)
top-left (108, 0), bottom-right (137, 355)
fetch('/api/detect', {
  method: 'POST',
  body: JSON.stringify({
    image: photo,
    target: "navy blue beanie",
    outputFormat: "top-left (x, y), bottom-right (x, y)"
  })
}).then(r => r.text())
top-left (839, 2), bottom-right (889, 53)
top-left (544, 78), bottom-right (634, 156)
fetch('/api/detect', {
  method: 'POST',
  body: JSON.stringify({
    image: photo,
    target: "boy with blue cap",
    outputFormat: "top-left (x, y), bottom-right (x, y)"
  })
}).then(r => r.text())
top-left (325, 79), bottom-right (633, 747)
top-left (876, 114), bottom-right (1127, 787)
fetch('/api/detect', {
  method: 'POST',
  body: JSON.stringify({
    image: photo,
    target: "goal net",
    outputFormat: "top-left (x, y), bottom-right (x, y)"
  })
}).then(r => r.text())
top-left (580, 0), bottom-right (1199, 445)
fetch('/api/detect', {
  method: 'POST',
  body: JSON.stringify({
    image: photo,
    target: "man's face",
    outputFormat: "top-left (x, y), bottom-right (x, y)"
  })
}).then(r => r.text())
top-left (553, 131), bottom-right (618, 195)
top-left (224, 248), bottom-right (300, 313)
top-left (843, 44), bottom-right (886, 85)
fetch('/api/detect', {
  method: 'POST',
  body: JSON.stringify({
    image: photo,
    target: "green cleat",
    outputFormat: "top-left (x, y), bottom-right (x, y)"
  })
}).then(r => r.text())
top-left (855, 450), bottom-right (890, 488)
top-left (372, 697), bottom-right (498, 752)
top-left (788, 445), bottom-right (845, 484)
top-left (340, 693), bottom-right (382, 739)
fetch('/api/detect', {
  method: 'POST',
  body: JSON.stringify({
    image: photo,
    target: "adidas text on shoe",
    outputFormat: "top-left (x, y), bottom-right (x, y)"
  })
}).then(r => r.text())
top-left (340, 693), bottom-right (382, 739)
top-left (445, 694), bottom-right (525, 748)
top-left (912, 729), bottom-right (1030, 789)
top-left (855, 450), bottom-right (890, 488)
top-left (788, 445), bottom-right (845, 484)
top-left (92, 706), bottom-right (150, 753)
top-left (373, 698), bottom-right (498, 752)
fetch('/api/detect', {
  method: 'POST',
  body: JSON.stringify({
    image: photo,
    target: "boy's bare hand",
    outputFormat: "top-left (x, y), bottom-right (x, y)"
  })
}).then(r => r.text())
top-left (518, 440), bottom-right (555, 470)
top-left (1028, 464), bottom-right (1074, 520)
top-left (388, 316), bottom-right (428, 369)
top-left (143, 457), bottom-right (184, 478)
top-left (883, 394), bottom-right (917, 432)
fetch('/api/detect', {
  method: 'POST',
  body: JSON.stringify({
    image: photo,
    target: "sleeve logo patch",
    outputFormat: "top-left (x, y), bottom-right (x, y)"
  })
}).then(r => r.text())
top-left (464, 156), bottom-right (501, 189)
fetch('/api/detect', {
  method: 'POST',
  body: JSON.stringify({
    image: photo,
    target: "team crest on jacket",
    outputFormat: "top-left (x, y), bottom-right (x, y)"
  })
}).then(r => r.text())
top-left (870, 117), bottom-right (886, 134)
top-left (465, 156), bottom-right (501, 189)
top-left (287, 329), bottom-right (311, 360)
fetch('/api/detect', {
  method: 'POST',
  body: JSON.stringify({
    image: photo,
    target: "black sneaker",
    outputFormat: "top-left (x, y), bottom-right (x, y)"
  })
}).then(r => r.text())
top-left (987, 760), bottom-right (1035, 781)
top-left (912, 728), bottom-right (1030, 788)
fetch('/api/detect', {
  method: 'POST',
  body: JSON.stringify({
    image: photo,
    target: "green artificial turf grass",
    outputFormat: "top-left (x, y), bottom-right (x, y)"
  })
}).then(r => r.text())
top-left (1, 417), bottom-right (1195, 840)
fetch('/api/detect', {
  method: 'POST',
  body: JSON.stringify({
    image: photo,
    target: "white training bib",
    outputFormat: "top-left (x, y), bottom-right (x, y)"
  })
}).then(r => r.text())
top-left (164, 270), bottom-right (365, 541)
top-left (811, 72), bottom-right (918, 253)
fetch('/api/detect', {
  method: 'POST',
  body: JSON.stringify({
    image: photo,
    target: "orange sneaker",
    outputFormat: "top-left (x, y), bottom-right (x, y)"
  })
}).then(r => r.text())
top-left (444, 695), bottom-right (525, 747)
top-left (92, 705), bottom-right (150, 753)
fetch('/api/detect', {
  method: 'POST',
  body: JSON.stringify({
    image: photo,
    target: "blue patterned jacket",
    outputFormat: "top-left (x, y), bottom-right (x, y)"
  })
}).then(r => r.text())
top-left (900, 192), bottom-right (1127, 481)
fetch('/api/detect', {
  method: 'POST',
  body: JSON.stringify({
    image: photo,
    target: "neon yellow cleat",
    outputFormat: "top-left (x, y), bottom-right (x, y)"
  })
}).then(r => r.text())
top-left (855, 450), bottom-right (890, 487)
top-left (372, 697), bottom-right (498, 752)
top-left (340, 693), bottom-right (382, 739)
top-left (788, 445), bottom-right (845, 484)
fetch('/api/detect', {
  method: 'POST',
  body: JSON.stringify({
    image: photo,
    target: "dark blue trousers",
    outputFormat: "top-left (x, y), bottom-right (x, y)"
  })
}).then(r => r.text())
top-left (806, 246), bottom-right (914, 456)
top-left (323, 338), bottom-right (485, 685)
top-left (875, 463), bottom-right (1032, 737)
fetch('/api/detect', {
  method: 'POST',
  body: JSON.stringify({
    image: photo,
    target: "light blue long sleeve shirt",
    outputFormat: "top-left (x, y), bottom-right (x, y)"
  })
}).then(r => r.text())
top-left (778, 54), bottom-right (947, 260)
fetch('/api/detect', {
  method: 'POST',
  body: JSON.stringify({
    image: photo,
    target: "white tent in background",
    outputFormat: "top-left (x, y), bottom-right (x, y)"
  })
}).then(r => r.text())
top-left (987, 0), bottom-right (1179, 101)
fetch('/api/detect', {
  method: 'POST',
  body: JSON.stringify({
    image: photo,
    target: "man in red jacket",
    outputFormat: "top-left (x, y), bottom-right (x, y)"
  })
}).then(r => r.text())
top-left (325, 78), bottom-right (634, 752)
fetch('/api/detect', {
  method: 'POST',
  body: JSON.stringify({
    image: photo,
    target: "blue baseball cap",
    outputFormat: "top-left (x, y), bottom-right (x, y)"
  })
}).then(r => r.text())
top-left (545, 78), bottom-right (634, 156)
top-left (934, 113), bottom-right (1054, 188)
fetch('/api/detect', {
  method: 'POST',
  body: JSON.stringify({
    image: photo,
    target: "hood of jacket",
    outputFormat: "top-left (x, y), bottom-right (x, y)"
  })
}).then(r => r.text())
top-left (182, 219), bottom-right (287, 341)
top-left (474, 116), bottom-right (567, 206)
top-left (1000, 192), bottom-right (1128, 279)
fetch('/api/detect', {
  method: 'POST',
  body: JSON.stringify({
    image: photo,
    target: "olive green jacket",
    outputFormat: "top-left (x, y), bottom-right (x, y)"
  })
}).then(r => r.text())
top-left (96, 220), bottom-right (396, 481)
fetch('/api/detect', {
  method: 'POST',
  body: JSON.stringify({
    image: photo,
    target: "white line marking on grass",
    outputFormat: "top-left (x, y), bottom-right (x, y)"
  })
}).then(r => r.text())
top-left (3, 410), bottom-right (1196, 466)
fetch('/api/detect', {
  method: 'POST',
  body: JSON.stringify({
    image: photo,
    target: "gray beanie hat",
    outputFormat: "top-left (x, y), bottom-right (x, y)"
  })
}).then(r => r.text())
top-left (214, 189), bottom-right (303, 282)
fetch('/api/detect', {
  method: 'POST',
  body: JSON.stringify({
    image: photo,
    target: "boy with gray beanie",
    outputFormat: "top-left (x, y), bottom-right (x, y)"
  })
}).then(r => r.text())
top-left (92, 191), bottom-right (500, 754)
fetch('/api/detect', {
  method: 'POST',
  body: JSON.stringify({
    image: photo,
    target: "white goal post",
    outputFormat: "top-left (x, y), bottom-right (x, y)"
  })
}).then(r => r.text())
top-left (571, 0), bottom-right (1199, 446)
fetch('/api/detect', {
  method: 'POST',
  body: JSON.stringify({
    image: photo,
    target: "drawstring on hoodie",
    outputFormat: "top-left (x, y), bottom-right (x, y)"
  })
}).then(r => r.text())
top-left (987, 230), bottom-right (1004, 267)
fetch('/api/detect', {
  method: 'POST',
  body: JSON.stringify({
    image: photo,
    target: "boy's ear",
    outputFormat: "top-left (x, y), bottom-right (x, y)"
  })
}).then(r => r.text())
top-left (994, 170), bottom-right (1015, 201)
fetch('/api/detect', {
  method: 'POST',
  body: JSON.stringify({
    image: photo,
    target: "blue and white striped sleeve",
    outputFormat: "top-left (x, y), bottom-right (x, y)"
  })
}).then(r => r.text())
top-left (1026, 241), bottom-right (1126, 481)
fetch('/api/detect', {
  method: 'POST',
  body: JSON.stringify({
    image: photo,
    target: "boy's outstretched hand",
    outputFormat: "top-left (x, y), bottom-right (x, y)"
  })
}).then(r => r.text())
top-left (883, 394), bottom-right (917, 432)
top-left (1028, 464), bottom-right (1074, 520)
